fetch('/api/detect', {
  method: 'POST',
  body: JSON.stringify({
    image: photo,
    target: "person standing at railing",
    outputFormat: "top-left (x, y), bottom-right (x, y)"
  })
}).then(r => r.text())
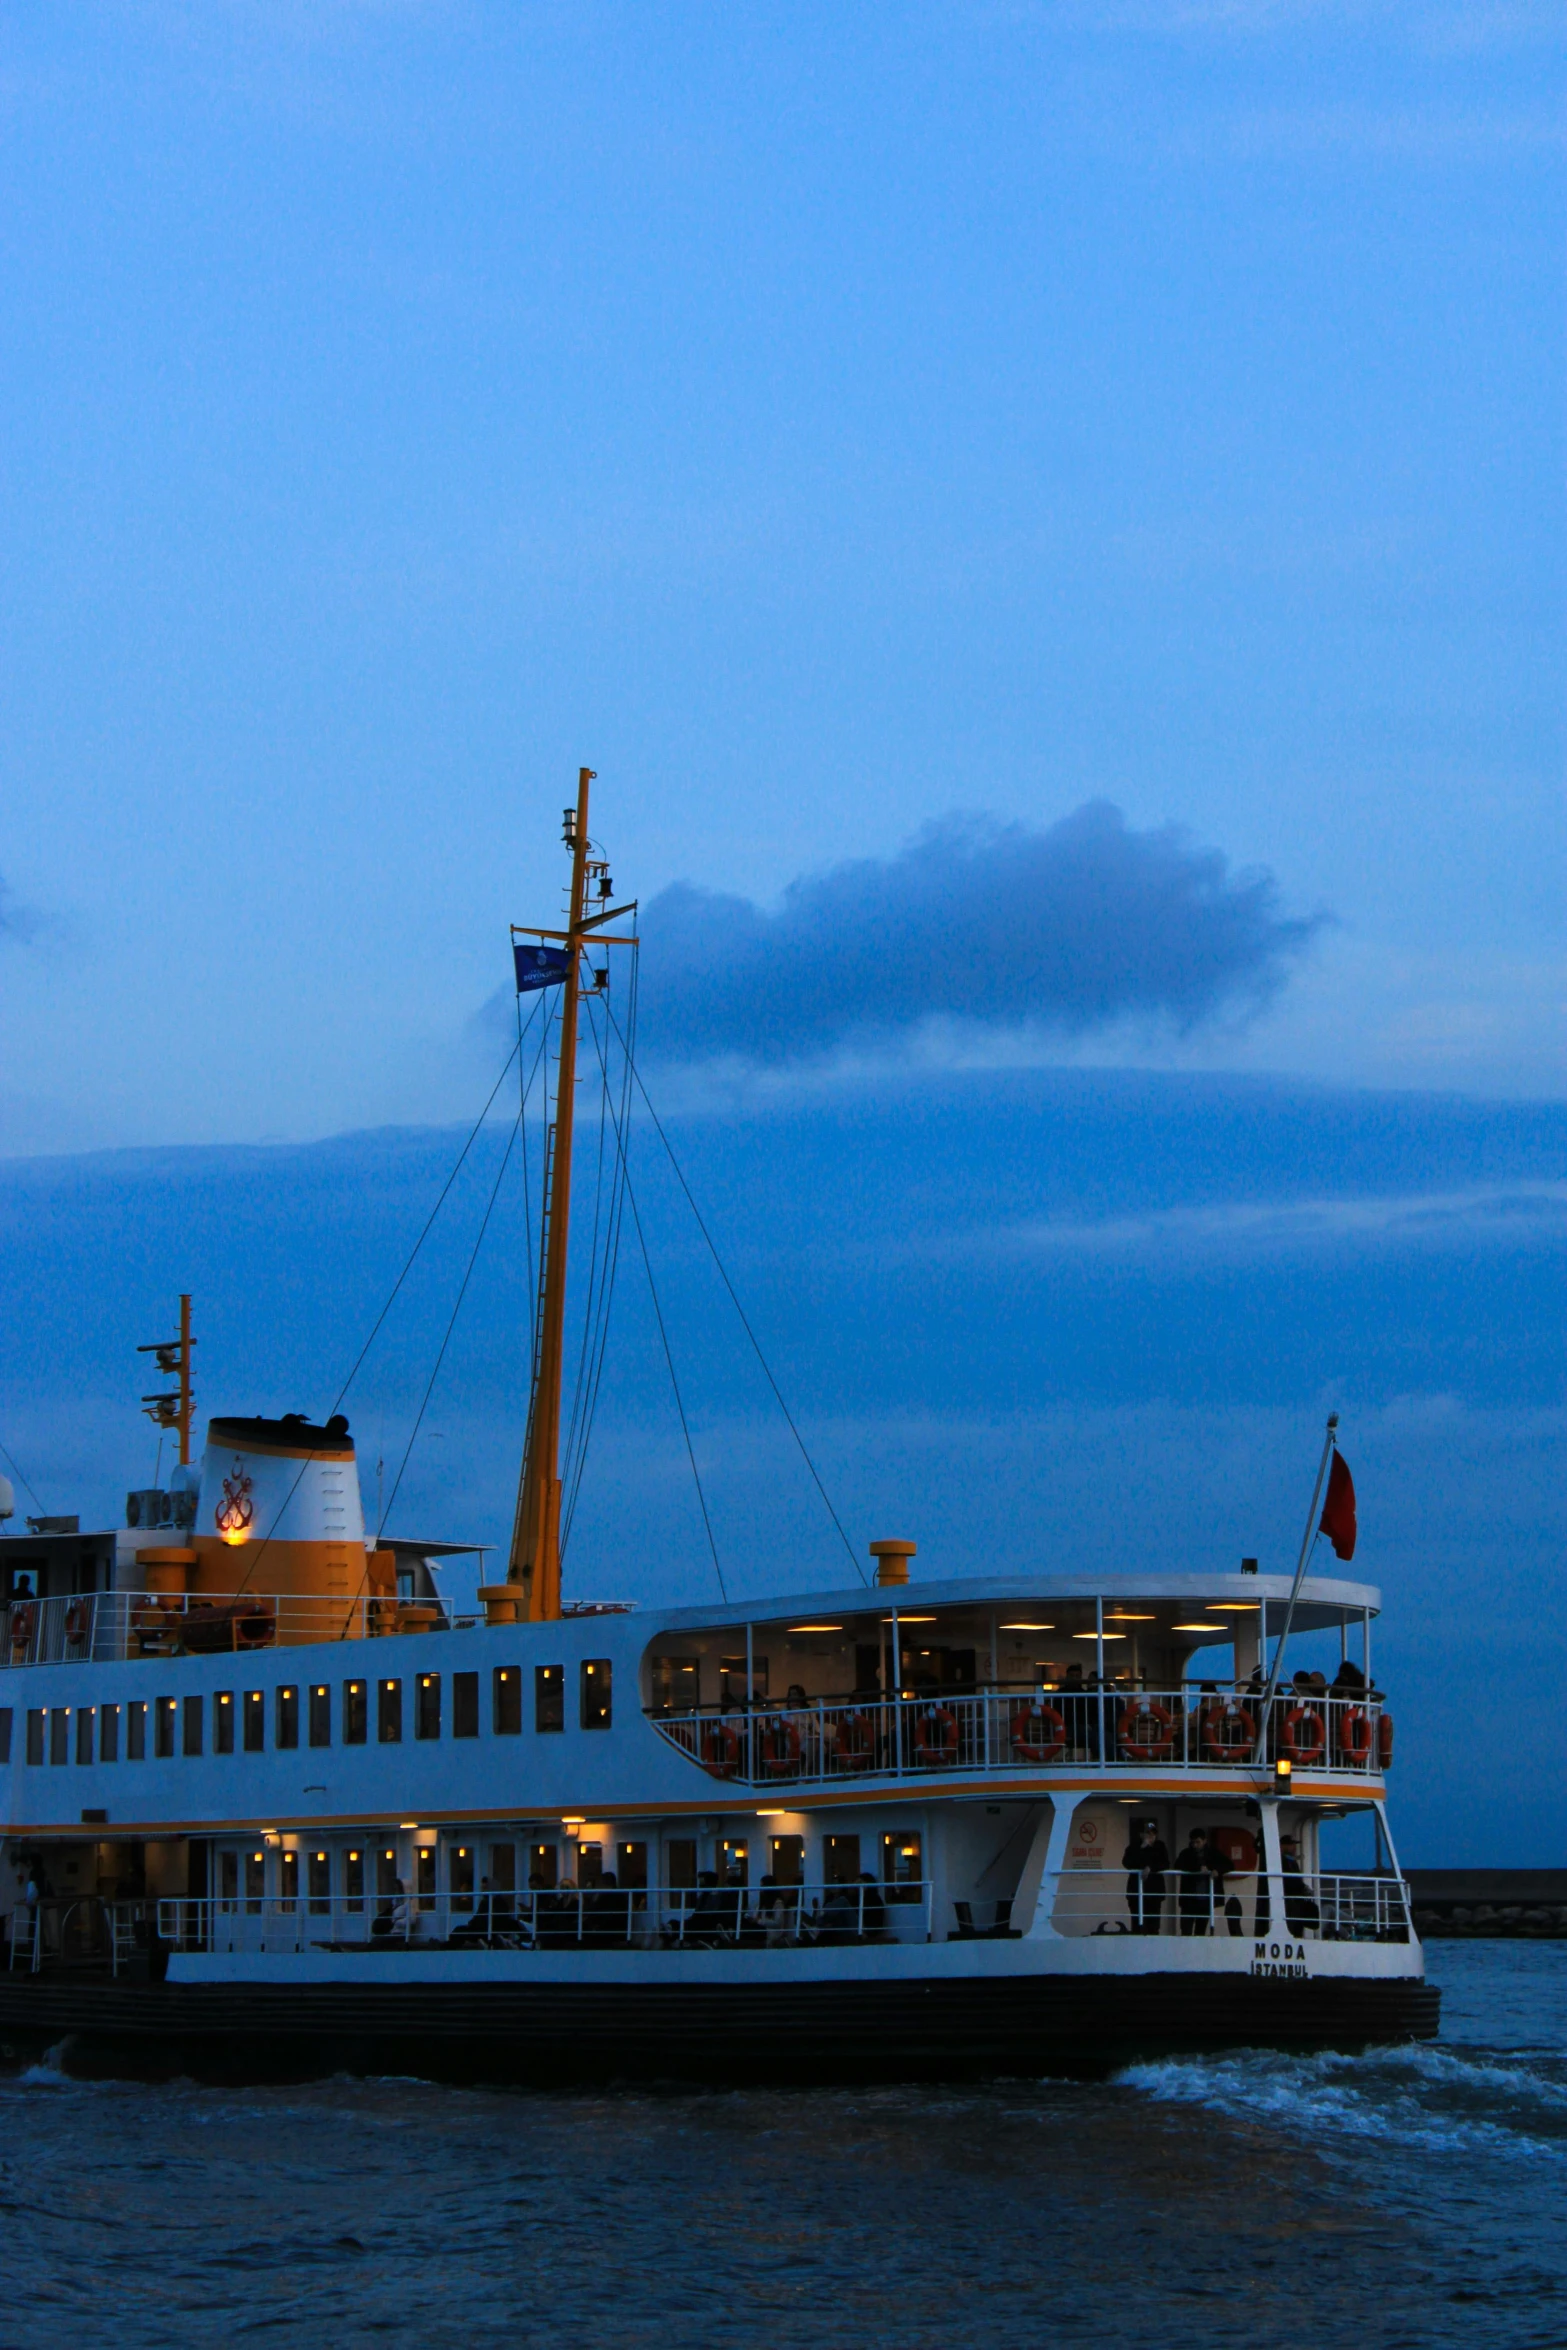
top-left (1173, 1828), bottom-right (1215, 1935)
top-left (1122, 1821), bottom-right (1169, 1935)
top-left (1281, 1835), bottom-right (1321, 1937)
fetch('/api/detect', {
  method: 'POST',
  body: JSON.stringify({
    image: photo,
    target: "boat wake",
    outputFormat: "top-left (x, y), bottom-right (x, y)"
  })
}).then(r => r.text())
top-left (1116, 2041), bottom-right (1567, 2163)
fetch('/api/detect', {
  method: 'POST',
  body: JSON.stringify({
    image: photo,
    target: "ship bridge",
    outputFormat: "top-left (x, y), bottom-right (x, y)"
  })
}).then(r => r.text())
top-left (641, 1569), bottom-right (1390, 1794)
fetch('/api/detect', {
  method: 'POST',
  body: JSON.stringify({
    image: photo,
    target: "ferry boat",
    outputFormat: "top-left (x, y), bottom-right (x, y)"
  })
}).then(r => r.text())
top-left (0, 775), bottom-right (1437, 2081)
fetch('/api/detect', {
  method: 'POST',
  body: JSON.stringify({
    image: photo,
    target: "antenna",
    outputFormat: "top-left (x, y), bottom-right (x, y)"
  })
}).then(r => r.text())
top-left (137, 1293), bottom-right (195, 1466)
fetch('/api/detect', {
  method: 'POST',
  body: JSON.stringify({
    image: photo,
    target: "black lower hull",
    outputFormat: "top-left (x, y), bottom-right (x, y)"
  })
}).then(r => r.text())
top-left (0, 1972), bottom-right (1441, 2086)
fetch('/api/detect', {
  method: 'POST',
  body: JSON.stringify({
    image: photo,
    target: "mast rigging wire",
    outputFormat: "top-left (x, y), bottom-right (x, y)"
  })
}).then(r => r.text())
top-left (559, 954), bottom-right (638, 1555)
top-left (0, 1437), bottom-right (44, 1514)
top-left (602, 1001), bottom-right (868, 1588)
top-left (579, 999), bottom-right (725, 1600)
top-left (376, 1108), bottom-right (524, 1542)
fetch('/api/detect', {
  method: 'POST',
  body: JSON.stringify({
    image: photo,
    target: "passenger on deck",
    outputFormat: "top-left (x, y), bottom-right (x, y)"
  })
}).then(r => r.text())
top-left (371, 1879), bottom-right (409, 1940)
top-left (1330, 1659), bottom-right (1366, 1695)
top-left (816, 1881), bottom-right (863, 1945)
top-left (1059, 1661), bottom-right (1088, 1758)
top-left (687, 1871), bottom-right (733, 1947)
top-left (1173, 1828), bottom-right (1214, 1935)
top-left (786, 1683), bottom-right (808, 1709)
top-left (858, 1874), bottom-right (889, 1939)
top-left (450, 1877), bottom-right (492, 1942)
top-left (1280, 1836), bottom-right (1320, 1936)
top-left (756, 1875), bottom-right (795, 1947)
top-left (1122, 1821), bottom-right (1169, 1935)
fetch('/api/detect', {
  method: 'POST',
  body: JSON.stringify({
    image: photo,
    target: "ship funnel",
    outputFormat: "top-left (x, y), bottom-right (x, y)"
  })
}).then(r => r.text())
top-left (191, 1412), bottom-right (367, 1641)
top-left (870, 1538), bottom-right (916, 1587)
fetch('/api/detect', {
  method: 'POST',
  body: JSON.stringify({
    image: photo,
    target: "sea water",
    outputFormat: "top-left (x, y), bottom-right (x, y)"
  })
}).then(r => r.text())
top-left (0, 1941), bottom-right (1560, 2348)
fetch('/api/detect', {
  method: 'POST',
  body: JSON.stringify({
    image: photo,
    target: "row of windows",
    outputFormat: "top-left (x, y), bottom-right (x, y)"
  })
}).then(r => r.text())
top-left (19, 1661), bottom-right (613, 1766)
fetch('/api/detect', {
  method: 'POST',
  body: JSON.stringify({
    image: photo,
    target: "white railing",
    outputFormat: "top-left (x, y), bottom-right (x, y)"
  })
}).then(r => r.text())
top-left (158, 1879), bottom-right (936, 1955)
top-left (1051, 1867), bottom-right (1412, 1943)
top-left (1, 1588), bottom-right (482, 1667)
top-left (651, 1689), bottom-right (1392, 1786)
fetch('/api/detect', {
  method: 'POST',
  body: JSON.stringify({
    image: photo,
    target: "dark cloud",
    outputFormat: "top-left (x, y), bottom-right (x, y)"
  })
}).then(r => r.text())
top-left (638, 803), bottom-right (1321, 1064)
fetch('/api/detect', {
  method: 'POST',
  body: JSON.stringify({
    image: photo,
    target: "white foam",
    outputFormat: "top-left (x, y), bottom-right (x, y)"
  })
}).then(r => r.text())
top-left (1116, 2042), bottom-right (1567, 2164)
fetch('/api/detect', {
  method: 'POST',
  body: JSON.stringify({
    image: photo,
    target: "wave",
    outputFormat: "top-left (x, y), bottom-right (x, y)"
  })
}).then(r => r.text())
top-left (1115, 2042), bottom-right (1567, 2164)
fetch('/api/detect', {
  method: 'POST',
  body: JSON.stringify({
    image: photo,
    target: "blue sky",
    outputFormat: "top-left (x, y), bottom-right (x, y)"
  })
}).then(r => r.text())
top-left (0, 6), bottom-right (1562, 1859)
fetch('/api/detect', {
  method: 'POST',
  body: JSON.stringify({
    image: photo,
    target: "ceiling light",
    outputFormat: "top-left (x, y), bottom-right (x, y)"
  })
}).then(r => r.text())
top-left (1208, 1601), bottom-right (1259, 1611)
top-left (1000, 1622), bottom-right (1055, 1631)
top-left (1173, 1623), bottom-right (1228, 1633)
top-left (1074, 1630), bottom-right (1125, 1640)
top-left (1105, 1612), bottom-right (1155, 1622)
top-left (788, 1624), bottom-right (843, 1633)
top-left (883, 1614), bottom-right (937, 1623)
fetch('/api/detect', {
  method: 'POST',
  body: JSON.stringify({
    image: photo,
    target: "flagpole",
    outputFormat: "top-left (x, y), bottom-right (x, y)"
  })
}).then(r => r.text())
top-left (1253, 1412), bottom-right (1339, 1761)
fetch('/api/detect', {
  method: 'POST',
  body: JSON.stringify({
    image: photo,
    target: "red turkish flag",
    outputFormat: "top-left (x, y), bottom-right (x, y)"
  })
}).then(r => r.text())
top-left (1319, 1450), bottom-right (1357, 1560)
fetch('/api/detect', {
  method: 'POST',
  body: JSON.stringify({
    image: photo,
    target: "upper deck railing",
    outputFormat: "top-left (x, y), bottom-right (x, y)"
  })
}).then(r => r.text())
top-left (1, 1588), bottom-right (479, 1667)
top-left (650, 1687), bottom-right (1393, 1785)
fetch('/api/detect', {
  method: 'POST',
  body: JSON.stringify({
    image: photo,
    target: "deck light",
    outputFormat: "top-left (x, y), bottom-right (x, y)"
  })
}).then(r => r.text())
top-left (1073, 1631), bottom-right (1125, 1640)
top-left (399, 1822), bottom-right (419, 1831)
top-left (562, 1816), bottom-right (584, 1828)
top-left (881, 1614), bottom-right (937, 1623)
top-left (1105, 1612), bottom-right (1154, 1622)
top-left (788, 1624), bottom-right (843, 1633)
top-left (756, 1809), bottom-right (787, 1818)
top-left (1172, 1623), bottom-right (1227, 1633)
top-left (1208, 1601), bottom-right (1259, 1611)
top-left (1274, 1757), bottom-right (1293, 1794)
top-left (1000, 1622), bottom-right (1054, 1631)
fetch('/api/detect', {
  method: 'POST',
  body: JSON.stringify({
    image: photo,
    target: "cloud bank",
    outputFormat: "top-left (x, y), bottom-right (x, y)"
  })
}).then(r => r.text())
top-left (637, 803), bottom-right (1320, 1066)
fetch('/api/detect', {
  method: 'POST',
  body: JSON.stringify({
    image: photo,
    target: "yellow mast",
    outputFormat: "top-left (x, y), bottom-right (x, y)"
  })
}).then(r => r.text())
top-left (508, 767), bottom-right (593, 1622)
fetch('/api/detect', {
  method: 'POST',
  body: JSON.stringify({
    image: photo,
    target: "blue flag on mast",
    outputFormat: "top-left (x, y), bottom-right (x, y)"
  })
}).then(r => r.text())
top-left (514, 942), bottom-right (573, 993)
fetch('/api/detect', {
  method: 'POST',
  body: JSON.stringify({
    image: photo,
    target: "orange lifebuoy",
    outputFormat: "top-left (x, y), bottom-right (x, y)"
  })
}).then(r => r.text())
top-left (1010, 1703), bottom-right (1067, 1765)
top-left (9, 1602), bottom-right (37, 1652)
top-left (64, 1600), bottom-right (90, 1644)
top-left (699, 1721), bottom-right (741, 1779)
top-left (1280, 1704), bottom-right (1327, 1765)
top-left (1118, 1699), bottom-right (1177, 1761)
top-left (913, 1704), bottom-right (959, 1767)
top-left (832, 1711), bottom-right (874, 1771)
top-left (1337, 1705), bottom-right (1374, 1764)
top-left (758, 1713), bottom-right (802, 1777)
top-left (1377, 1712), bottom-right (1394, 1769)
top-left (1201, 1702), bottom-right (1256, 1763)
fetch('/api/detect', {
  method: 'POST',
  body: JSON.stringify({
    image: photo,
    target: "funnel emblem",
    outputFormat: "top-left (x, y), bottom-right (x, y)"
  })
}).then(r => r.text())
top-left (214, 1459), bottom-right (255, 1542)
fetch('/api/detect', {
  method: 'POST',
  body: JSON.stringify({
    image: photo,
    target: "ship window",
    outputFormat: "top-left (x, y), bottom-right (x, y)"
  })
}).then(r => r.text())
top-left (882, 1830), bottom-right (923, 1902)
top-left (218, 1851), bottom-right (239, 1910)
top-left (488, 1844), bottom-right (517, 1894)
top-left (183, 1696), bottom-right (203, 1757)
top-left (0, 1709), bottom-right (10, 1765)
top-left (309, 1684), bottom-right (331, 1748)
top-left (154, 1697), bottom-right (176, 1759)
top-left (530, 1666), bottom-right (559, 1734)
top-left (76, 1707), bottom-right (95, 1765)
top-left (308, 1851), bottom-right (331, 1915)
top-left (665, 1839), bottom-right (697, 1905)
top-left (214, 1693), bottom-right (234, 1755)
top-left (245, 1851), bottom-right (265, 1913)
top-left (50, 1708), bottom-right (70, 1765)
top-left (343, 1680), bottom-right (367, 1744)
top-left (126, 1701), bottom-right (147, 1761)
top-left (769, 1834), bottom-right (804, 1887)
top-left (376, 1847), bottom-right (399, 1903)
top-left (721, 1654), bottom-right (766, 1705)
top-left (279, 1851), bottom-right (298, 1910)
top-left (452, 1671), bottom-right (479, 1738)
top-left (720, 1838), bottom-right (748, 1886)
top-left (577, 1843), bottom-right (604, 1889)
top-left (450, 1845), bottom-right (475, 1902)
top-left (415, 1674), bottom-right (441, 1741)
top-left (527, 1842), bottom-right (557, 1890)
top-left (344, 1849), bottom-right (365, 1913)
top-left (823, 1834), bottom-right (861, 1883)
top-left (415, 1847), bottom-right (435, 1910)
top-left (243, 1691), bottom-right (264, 1753)
top-left (378, 1679), bottom-right (402, 1743)
top-left (276, 1686), bottom-right (299, 1750)
top-left (580, 1659), bottom-right (612, 1731)
top-left (649, 1655), bottom-right (699, 1713)
top-left (99, 1704), bottom-right (119, 1763)
top-left (25, 1710), bottom-right (43, 1766)
top-left (617, 1841), bottom-right (648, 1891)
